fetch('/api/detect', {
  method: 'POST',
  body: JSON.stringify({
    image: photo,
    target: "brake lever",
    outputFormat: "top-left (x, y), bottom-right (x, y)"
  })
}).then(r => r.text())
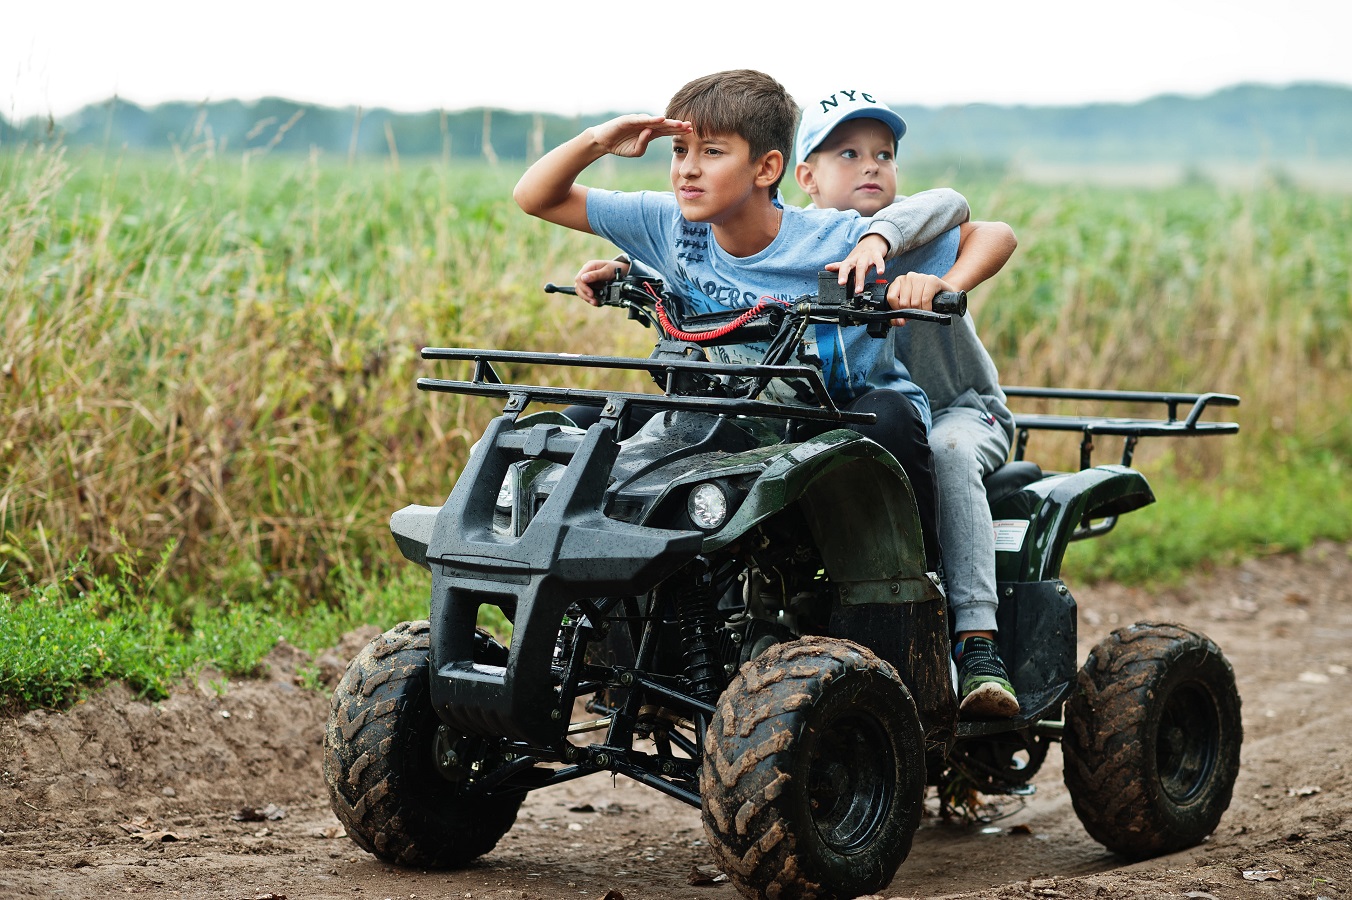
top-left (544, 280), bottom-right (626, 307)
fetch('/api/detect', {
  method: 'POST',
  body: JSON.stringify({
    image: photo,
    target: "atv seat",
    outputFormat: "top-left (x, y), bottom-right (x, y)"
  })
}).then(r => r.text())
top-left (983, 461), bottom-right (1044, 507)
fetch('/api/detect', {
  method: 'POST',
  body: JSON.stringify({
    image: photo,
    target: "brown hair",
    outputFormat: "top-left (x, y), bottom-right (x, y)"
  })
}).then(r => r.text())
top-left (665, 69), bottom-right (798, 193)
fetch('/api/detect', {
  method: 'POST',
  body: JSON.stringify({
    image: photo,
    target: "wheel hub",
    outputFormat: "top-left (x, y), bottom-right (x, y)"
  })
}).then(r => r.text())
top-left (807, 713), bottom-right (894, 853)
top-left (1157, 684), bottom-right (1219, 803)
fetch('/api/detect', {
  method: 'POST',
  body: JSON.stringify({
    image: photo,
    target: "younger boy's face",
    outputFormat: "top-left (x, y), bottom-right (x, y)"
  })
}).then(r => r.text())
top-left (795, 118), bottom-right (898, 217)
top-left (670, 131), bottom-right (779, 226)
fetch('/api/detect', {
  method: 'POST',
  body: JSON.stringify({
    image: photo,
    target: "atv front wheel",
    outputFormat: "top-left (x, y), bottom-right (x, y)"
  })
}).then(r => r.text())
top-left (701, 637), bottom-right (925, 900)
top-left (323, 620), bottom-right (522, 867)
top-left (1062, 622), bottom-right (1242, 859)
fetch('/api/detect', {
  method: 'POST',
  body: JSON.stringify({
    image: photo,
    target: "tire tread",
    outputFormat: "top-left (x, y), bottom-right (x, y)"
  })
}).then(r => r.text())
top-left (323, 620), bottom-right (522, 868)
top-left (1063, 621), bottom-right (1242, 859)
top-left (701, 637), bottom-right (922, 900)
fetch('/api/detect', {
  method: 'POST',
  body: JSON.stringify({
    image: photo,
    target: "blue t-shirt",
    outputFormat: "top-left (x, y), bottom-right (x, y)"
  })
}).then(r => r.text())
top-left (586, 189), bottom-right (959, 428)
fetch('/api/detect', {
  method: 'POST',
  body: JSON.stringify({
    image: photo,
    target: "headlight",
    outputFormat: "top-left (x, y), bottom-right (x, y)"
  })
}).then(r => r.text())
top-left (687, 482), bottom-right (729, 531)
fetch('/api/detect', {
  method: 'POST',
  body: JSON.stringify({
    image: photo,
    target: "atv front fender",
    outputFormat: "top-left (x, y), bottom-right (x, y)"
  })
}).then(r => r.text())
top-left (391, 504), bottom-right (439, 569)
top-left (705, 430), bottom-right (941, 606)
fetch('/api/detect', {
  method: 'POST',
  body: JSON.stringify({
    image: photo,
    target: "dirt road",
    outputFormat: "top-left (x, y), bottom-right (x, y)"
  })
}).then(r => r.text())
top-left (3, 543), bottom-right (1350, 899)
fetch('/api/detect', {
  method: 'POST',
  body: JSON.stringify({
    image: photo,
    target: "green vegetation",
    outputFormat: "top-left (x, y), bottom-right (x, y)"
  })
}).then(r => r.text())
top-left (2, 144), bottom-right (648, 602)
top-left (0, 548), bottom-right (435, 712)
top-left (2, 142), bottom-right (1350, 711)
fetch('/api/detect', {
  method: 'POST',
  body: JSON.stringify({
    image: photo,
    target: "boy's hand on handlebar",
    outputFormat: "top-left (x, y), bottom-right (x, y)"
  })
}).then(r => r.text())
top-left (825, 234), bottom-right (889, 295)
top-left (589, 114), bottom-right (693, 159)
top-left (574, 259), bottom-right (630, 306)
top-left (888, 272), bottom-right (955, 326)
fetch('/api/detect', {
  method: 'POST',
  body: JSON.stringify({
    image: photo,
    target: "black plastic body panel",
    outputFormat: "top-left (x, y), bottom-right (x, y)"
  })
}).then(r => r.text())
top-left (424, 414), bottom-right (704, 745)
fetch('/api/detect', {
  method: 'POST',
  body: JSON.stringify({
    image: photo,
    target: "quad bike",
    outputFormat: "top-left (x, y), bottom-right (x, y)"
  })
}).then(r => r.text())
top-left (323, 272), bottom-right (1243, 900)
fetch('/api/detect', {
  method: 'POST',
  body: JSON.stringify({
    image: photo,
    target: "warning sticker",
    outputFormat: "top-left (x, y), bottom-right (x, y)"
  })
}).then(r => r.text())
top-left (992, 519), bottom-right (1030, 553)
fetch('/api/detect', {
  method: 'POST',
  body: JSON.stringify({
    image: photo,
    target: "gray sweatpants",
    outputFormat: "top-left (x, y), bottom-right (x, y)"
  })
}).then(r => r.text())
top-left (931, 405), bottom-right (1013, 633)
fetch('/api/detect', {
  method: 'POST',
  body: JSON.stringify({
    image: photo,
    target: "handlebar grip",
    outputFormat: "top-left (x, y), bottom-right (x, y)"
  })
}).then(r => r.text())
top-left (932, 290), bottom-right (967, 316)
top-left (543, 282), bottom-right (578, 295)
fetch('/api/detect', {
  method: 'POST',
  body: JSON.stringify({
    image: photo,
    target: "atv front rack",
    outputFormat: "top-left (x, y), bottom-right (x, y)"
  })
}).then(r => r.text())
top-left (1005, 387), bottom-right (1240, 470)
top-left (418, 347), bottom-right (877, 425)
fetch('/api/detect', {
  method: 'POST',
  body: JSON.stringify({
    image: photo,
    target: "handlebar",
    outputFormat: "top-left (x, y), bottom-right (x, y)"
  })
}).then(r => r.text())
top-left (811, 271), bottom-right (966, 319)
top-left (933, 290), bottom-right (967, 316)
top-left (547, 274), bottom-right (966, 324)
top-left (545, 279), bottom-right (650, 311)
top-left (533, 272), bottom-right (966, 408)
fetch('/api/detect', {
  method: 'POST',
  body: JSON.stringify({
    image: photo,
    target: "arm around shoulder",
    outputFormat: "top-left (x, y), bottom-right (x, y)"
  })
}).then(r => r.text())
top-left (865, 187), bottom-right (971, 256)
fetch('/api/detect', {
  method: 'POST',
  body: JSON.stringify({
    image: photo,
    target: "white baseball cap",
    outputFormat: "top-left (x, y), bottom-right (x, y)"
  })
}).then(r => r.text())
top-left (794, 89), bottom-right (907, 163)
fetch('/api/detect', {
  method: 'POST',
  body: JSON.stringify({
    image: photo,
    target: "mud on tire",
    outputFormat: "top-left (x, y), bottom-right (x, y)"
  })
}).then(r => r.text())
top-left (1063, 622), bottom-right (1242, 860)
top-left (323, 620), bottom-right (522, 867)
top-left (701, 637), bottom-right (925, 900)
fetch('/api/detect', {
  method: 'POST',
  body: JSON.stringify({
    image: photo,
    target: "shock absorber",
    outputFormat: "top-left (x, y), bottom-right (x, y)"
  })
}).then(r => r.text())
top-left (670, 568), bottom-right (724, 704)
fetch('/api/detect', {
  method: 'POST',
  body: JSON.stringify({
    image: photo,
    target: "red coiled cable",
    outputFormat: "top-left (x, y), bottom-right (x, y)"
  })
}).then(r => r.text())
top-left (646, 282), bottom-right (789, 342)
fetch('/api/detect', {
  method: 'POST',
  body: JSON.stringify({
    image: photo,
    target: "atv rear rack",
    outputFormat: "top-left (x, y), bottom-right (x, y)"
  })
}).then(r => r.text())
top-left (418, 347), bottom-right (877, 425)
top-left (1005, 387), bottom-right (1240, 470)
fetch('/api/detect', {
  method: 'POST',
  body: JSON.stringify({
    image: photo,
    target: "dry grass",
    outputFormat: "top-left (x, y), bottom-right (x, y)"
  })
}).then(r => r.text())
top-left (3, 145), bottom-right (1350, 603)
top-left (1, 145), bottom-right (650, 599)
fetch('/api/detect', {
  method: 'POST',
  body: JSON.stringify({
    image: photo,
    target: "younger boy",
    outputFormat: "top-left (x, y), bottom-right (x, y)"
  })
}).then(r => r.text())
top-left (796, 89), bottom-right (1022, 718)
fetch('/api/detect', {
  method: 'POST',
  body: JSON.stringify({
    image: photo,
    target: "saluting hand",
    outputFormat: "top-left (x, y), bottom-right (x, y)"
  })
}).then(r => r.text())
top-left (590, 114), bottom-right (693, 158)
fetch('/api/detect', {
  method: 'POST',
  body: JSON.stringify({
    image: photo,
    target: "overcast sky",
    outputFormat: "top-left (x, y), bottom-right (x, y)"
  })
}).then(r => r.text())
top-left (4, 0), bottom-right (1350, 120)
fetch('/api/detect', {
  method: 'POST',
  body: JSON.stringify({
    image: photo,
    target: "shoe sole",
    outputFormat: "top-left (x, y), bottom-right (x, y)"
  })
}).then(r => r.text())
top-left (959, 682), bottom-right (1021, 718)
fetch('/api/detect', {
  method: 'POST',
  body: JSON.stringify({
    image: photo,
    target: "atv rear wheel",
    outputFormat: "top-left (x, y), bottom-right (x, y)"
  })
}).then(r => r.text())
top-left (323, 620), bottom-right (522, 867)
top-left (701, 637), bottom-right (925, 900)
top-left (1063, 622), bottom-right (1242, 859)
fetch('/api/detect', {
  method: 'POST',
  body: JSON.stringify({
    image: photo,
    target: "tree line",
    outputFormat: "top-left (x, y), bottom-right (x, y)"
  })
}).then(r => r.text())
top-left (3, 82), bottom-right (1349, 165)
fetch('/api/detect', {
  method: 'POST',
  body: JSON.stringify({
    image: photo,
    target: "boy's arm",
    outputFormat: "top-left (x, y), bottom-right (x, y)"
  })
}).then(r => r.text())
top-left (827, 188), bottom-right (970, 292)
top-left (513, 114), bottom-right (692, 233)
top-left (945, 220), bottom-right (1017, 291)
top-left (868, 188), bottom-right (970, 255)
top-left (887, 220), bottom-right (1017, 316)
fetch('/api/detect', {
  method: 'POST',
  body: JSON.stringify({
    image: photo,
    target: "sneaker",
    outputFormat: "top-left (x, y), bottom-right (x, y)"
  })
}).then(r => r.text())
top-left (954, 636), bottom-right (1020, 718)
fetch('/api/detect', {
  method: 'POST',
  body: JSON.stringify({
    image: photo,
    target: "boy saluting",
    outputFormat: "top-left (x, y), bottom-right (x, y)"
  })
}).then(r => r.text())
top-left (513, 69), bottom-right (950, 574)
top-left (517, 71), bottom-right (1021, 719)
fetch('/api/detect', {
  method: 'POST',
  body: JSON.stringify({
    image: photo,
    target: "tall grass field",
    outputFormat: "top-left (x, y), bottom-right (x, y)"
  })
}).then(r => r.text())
top-left (3, 143), bottom-right (1351, 709)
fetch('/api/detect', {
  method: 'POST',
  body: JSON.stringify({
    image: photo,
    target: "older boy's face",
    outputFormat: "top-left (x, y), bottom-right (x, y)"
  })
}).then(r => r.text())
top-left (669, 131), bottom-right (766, 225)
top-left (796, 118), bottom-right (898, 216)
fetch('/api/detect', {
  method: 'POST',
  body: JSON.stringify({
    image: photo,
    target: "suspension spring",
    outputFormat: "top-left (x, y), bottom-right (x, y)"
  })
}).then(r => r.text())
top-left (673, 574), bottom-right (724, 704)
